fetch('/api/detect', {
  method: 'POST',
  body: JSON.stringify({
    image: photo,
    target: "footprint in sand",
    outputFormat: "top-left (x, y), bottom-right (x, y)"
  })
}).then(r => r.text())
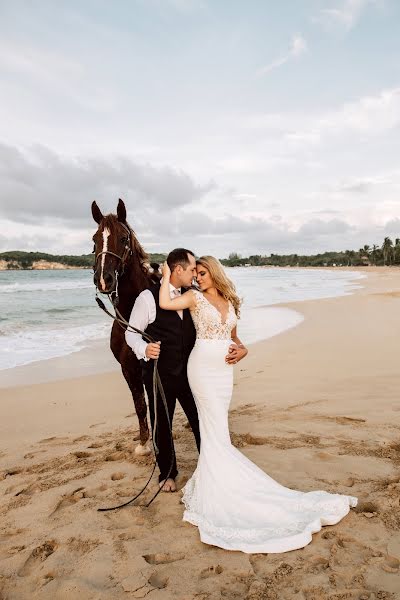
top-left (38, 436), bottom-right (69, 445)
top-left (143, 552), bottom-right (186, 565)
top-left (87, 441), bottom-right (103, 449)
top-left (381, 555), bottom-right (399, 573)
top-left (354, 500), bottom-right (379, 514)
top-left (82, 483), bottom-right (108, 498)
top-left (103, 509), bottom-right (141, 530)
top-left (73, 435), bottom-right (91, 442)
top-left (341, 477), bottom-right (355, 487)
top-left (24, 450), bottom-right (46, 460)
top-left (2, 467), bottom-right (24, 478)
top-left (200, 565), bottom-right (223, 579)
top-left (321, 531), bottom-right (337, 540)
top-left (7, 544), bottom-right (26, 555)
top-left (148, 572), bottom-right (169, 589)
top-left (335, 416), bottom-right (366, 425)
top-left (316, 451), bottom-right (336, 461)
top-left (18, 540), bottom-right (57, 576)
top-left (231, 433), bottom-right (269, 448)
top-left (66, 536), bottom-right (101, 556)
top-left (14, 482), bottom-right (42, 497)
top-left (72, 451), bottom-right (92, 459)
top-left (307, 556), bottom-right (330, 574)
top-left (50, 487), bottom-right (85, 515)
top-left (105, 451), bottom-right (126, 462)
top-left (0, 528), bottom-right (25, 540)
top-left (111, 472), bottom-right (126, 481)
top-left (249, 554), bottom-right (268, 577)
top-left (118, 532), bottom-right (136, 541)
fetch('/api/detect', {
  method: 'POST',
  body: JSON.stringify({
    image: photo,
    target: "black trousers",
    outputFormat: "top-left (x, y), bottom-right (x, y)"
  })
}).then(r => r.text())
top-left (142, 366), bottom-right (201, 482)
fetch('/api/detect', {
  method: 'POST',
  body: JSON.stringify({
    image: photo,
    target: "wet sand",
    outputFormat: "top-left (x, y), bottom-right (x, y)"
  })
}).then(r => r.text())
top-left (0, 267), bottom-right (399, 599)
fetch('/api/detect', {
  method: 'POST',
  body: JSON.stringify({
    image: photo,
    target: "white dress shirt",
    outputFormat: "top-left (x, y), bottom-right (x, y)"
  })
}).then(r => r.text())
top-left (125, 280), bottom-right (182, 361)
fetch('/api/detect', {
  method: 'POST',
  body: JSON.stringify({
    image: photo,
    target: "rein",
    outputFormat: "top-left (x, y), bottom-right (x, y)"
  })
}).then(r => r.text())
top-left (95, 293), bottom-right (175, 511)
top-left (93, 224), bottom-right (175, 510)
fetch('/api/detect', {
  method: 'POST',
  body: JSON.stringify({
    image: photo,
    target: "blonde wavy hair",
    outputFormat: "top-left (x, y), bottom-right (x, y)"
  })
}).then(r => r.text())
top-left (196, 255), bottom-right (242, 317)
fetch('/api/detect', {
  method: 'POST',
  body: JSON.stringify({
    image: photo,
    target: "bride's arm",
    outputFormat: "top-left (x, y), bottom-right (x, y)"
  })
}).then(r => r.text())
top-left (225, 326), bottom-right (248, 364)
top-left (159, 262), bottom-right (196, 311)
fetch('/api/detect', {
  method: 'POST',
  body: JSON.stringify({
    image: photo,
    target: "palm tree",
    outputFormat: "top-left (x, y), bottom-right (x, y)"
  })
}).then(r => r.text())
top-left (358, 245), bottom-right (370, 264)
top-left (382, 237), bottom-right (393, 266)
top-left (371, 244), bottom-right (379, 265)
top-left (344, 249), bottom-right (356, 266)
top-left (394, 238), bottom-right (400, 265)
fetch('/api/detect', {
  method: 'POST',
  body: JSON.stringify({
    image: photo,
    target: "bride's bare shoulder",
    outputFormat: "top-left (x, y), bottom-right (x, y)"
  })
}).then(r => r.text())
top-left (187, 288), bottom-right (204, 306)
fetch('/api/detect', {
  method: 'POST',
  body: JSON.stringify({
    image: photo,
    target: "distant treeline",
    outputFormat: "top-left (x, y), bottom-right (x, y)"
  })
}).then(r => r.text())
top-left (0, 251), bottom-right (167, 269)
top-left (221, 237), bottom-right (400, 267)
top-left (2, 237), bottom-right (399, 269)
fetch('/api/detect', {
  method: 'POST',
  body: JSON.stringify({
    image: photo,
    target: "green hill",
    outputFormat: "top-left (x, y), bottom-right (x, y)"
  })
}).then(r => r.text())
top-left (0, 251), bottom-right (167, 270)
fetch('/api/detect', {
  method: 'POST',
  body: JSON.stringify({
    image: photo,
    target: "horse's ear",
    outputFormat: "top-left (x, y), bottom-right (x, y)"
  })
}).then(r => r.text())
top-left (91, 201), bottom-right (103, 224)
top-left (117, 198), bottom-right (127, 223)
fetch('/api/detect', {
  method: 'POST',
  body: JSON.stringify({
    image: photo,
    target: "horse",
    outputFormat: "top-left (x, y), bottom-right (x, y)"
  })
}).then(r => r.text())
top-left (91, 198), bottom-right (153, 455)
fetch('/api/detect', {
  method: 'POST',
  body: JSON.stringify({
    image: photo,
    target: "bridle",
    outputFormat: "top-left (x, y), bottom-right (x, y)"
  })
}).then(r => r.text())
top-left (93, 221), bottom-right (133, 305)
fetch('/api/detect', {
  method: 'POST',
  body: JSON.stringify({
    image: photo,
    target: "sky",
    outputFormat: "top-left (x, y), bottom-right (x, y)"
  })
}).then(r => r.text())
top-left (1, 0), bottom-right (400, 258)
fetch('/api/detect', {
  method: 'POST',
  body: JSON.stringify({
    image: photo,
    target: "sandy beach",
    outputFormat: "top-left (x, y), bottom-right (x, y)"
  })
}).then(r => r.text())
top-left (1, 267), bottom-right (400, 599)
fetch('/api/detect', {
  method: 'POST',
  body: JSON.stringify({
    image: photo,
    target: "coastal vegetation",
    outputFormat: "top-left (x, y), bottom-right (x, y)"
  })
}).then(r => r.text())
top-left (0, 251), bottom-right (167, 270)
top-left (221, 237), bottom-right (400, 267)
top-left (1, 237), bottom-right (399, 269)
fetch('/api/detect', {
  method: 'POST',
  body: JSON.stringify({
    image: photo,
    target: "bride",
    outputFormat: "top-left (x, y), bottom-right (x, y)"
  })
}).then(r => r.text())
top-left (159, 256), bottom-right (357, 554)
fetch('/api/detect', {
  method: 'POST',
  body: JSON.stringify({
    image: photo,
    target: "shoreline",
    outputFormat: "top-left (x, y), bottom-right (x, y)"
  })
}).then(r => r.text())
top-left (1, 267), bottom-right (400, 597)
top-left (0, 267), bottom-right (364, 387)
top-left (1, 264), bottom-right (399, 271)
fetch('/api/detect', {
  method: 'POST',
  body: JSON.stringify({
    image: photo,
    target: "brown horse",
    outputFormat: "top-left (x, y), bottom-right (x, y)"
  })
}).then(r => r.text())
top-left (91, 198), bottom-right (153, 455)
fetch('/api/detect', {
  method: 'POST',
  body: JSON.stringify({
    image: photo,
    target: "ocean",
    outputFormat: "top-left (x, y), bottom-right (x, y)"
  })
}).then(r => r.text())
top-left (0, 267), bottom-right (365, 372)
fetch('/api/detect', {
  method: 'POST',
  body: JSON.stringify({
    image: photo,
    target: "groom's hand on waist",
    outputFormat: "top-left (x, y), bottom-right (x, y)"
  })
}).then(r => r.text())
top-left (225, 343), bottom-right (248, 364)
top-left (146, 341), bottom-right (161, 359)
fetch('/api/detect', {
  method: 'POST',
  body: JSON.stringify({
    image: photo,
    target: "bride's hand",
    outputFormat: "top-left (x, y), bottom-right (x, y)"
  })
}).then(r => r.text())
top-left (161, 261), bottom-right (171, 279)
top-left (225, 343), bottom-right (248, 364)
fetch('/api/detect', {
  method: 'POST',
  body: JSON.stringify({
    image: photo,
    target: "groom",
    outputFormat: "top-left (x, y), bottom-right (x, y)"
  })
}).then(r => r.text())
top-left (125, 248), bottom-right (200, 492)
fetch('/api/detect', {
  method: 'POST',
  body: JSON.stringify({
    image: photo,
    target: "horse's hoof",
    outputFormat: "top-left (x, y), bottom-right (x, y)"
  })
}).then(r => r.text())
top-left (134, 444), bottom-right (151, 456)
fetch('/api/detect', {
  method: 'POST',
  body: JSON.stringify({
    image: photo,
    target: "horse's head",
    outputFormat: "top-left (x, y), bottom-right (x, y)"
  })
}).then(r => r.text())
top-left (91, 198), bottom-right (137, 294)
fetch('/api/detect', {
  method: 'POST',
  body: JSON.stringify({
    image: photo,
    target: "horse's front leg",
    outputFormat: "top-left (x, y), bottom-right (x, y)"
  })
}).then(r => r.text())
top-left (121, 363), bottom-right (151, 455)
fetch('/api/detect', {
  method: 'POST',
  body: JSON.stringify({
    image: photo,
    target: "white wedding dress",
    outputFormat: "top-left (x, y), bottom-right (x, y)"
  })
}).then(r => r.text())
top-left (182, 290), bottom-right (357, 554)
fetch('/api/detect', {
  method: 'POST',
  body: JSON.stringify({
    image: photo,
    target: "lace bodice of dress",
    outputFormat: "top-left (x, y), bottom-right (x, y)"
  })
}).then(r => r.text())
top-left (190, 290), bottom-right (237, 340)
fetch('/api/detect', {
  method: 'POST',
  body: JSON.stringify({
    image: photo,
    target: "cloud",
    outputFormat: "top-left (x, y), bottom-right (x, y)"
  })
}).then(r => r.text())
top-left (0, 144), bottom-right (213, 226)
top-left (143, 0), bottom-right (205, 11)
top-left (0, 39), bottom-right (116, 113)
top-left (314, 0), bottom-right (379, 31)
top-left (384, 218), bottom-right (400, 235)
top-left (340, 181), bottom-right (372, 193)
top-left (318, 87), bottom-right (400, 135)
top-left (1, 208), bottom-right (399, 258)
top-left (245, 86), bottom-right (400, 147)
top-left (297, 218), bottom-right (353, 238)
top-left (256, 34), bottom-right (307, 77)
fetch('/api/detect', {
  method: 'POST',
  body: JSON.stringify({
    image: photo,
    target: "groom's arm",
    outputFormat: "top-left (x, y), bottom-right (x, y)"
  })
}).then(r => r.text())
top-left (125, 290), bottom-right (158, 361)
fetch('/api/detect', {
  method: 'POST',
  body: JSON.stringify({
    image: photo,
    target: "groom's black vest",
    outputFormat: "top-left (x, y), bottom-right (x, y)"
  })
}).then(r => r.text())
top-left (142, 282), bottom-right (196, 377)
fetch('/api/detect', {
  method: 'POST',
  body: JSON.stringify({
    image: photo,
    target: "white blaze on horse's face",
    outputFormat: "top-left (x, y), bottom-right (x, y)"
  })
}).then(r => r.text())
top-left (99, 227), bottom-right (111, 291)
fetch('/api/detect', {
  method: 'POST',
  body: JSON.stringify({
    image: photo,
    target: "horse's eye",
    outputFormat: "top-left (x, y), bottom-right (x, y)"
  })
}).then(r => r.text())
top-left (121, 236), bottom-right (129, 244)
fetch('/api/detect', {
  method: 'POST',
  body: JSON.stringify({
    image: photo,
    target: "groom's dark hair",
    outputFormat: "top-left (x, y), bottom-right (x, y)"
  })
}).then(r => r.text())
top-left (167, 248), bottom-right (195, 272)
